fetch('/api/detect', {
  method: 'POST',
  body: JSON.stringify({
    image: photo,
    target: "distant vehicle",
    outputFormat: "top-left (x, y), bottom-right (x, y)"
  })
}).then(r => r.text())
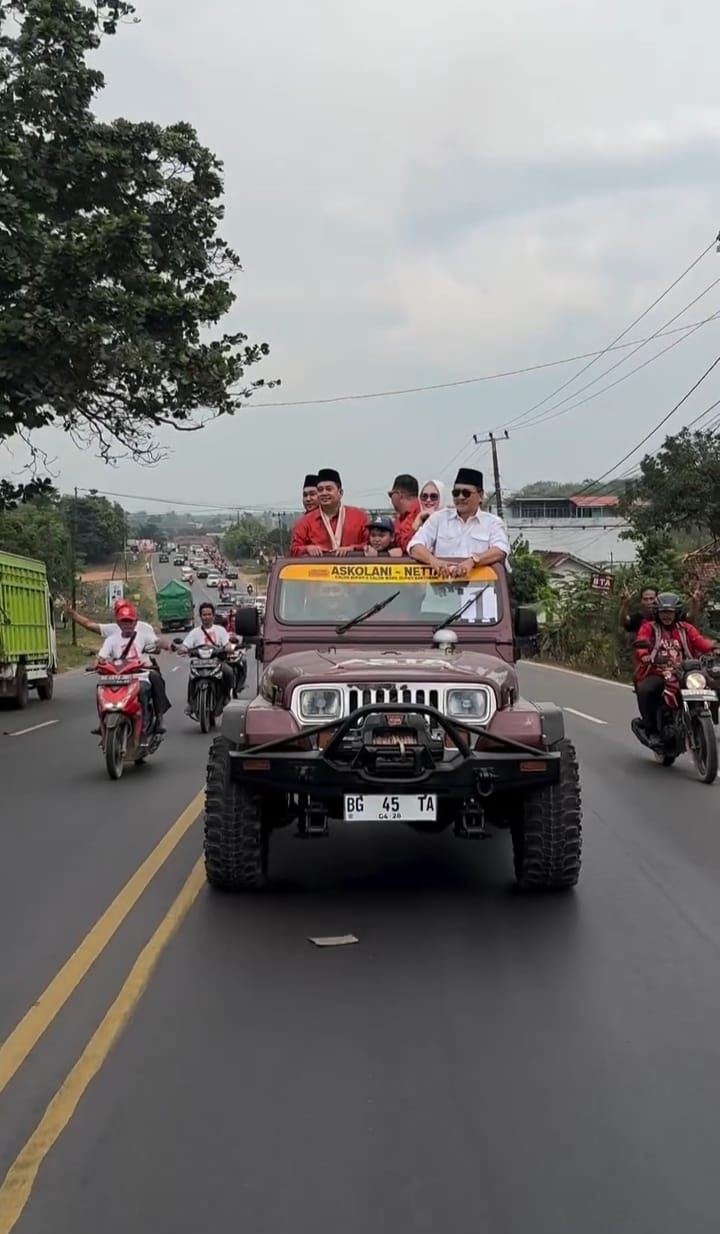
top-left (159, 552), bottom-right (169, 563)
top-left (173, 555), bottom-right (185, 566)
top-left (196, 568), bottom-right (209, 579)
top-left (207, 575), bottom-right (220, 588)
top-left (226, 569), bottom-right (239, 580)
top-left (156, 579), bottom-right (194, 632)
top-left (0, 550), bottom-right (57, 706)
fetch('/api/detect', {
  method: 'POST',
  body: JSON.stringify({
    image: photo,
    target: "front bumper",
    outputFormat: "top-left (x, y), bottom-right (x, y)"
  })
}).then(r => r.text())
top-left (229, 702), bottom-right (561, 797)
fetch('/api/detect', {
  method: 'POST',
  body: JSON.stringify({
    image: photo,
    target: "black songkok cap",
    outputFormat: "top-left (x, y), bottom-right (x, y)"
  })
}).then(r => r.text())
top-left (303, 474), bottom-right (319, 489)
top-left (454, 467), bottom-right (484, 490)
top-left (317, 468), bottom-right (342, 486)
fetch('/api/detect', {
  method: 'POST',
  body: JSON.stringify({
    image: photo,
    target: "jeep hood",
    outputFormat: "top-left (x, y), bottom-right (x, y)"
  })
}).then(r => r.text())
top-left (262, 647), bottom-right (516, 699)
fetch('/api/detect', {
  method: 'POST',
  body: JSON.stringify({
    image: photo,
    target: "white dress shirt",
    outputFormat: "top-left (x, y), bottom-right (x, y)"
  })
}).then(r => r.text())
top-left (407, 507), bottom-right (511, 561)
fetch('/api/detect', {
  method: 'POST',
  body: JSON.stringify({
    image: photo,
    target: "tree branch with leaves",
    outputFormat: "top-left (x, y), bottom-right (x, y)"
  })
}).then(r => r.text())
top-left (0, 0), bottom-right (278, 464)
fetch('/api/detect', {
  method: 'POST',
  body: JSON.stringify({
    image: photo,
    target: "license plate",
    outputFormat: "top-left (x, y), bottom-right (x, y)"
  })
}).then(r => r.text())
top-left (101, 675), bottom-right (135, 686)
top-left (681, 689), bottom-right (717, 700)
top-left (344, 793), bottom-right (437, 822)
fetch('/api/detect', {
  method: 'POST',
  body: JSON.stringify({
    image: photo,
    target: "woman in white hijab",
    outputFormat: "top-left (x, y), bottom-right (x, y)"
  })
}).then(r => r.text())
top-left (412, 479), bottom-right (447, 532)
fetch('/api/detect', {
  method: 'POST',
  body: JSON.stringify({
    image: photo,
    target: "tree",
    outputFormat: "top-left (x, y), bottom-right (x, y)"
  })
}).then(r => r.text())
top-left (620, 429), bottom-right (720, 547)
top-left (223, 515), bottom-right (268, 560)
top-left (0, 500), bottom-right (71, 591)
top-left (0, 0), bottom-right (278, 464)
top-left (59, 492), bottom-right (126, 562)
top-left (508, 537), bottom-right (549, 604)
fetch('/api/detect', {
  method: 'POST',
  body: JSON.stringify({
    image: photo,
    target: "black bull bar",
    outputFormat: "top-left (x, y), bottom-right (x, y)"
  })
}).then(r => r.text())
top-left (229, 701), bottom-right (561, 795)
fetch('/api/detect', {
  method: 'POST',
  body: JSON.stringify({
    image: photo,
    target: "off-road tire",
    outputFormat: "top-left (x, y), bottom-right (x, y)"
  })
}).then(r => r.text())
top-left (512, 738), bottom-right (582, 891)
top-left (204, 736), bottom-right (268, 891)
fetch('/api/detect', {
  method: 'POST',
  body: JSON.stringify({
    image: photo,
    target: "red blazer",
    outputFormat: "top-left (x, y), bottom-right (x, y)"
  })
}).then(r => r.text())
top-left (290, 506), bottom-right (369, 556)
top-left (394, 501), bottom-right (421, 552)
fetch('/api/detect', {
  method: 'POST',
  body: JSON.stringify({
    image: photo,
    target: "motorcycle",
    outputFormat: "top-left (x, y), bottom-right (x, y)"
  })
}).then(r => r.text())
top-left (631, 651), bottom-right (719, 783)
top-left (225, 643), bottom-right (247, 699)
top-left (186, 645), bottom-right (228, 733)
top-left (89, 658), bottom-right (164, 780)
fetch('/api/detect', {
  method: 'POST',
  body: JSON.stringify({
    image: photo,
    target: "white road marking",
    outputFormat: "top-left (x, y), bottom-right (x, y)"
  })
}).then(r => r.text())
top-left (171, 665), bottom-right (180, 672)
top-left (5, 720), bottom-right (60, 738)
top-left (563, 707), bottom-right (608, 725)
top-left (526, 661), bottom-right (632, 690)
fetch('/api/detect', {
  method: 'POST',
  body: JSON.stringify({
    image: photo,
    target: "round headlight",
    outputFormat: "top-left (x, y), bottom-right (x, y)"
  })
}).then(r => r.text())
top-left (446, 688), bottom-right (489, 722)
top-left (299, 688), bottom-right (342, 721)
top-left (685, 671), bottom-right (707, 690)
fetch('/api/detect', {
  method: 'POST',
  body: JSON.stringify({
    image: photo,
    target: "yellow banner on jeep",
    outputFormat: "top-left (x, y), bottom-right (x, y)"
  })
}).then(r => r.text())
top-left (278, 563), bottom-right (498, 584)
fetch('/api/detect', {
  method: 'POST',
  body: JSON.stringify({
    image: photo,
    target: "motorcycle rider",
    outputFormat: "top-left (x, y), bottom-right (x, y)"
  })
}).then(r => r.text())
top-left (66, 597), bottom-right (171, 733)
top-left (633, 592), bottom-right (718, 747)
top-left (96, 603), bottom-right (159, 743)
top-left (176, 601), bottom-right (238, 714)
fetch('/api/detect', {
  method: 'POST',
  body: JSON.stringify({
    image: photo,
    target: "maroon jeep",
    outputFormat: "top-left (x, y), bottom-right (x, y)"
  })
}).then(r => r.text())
top-left (203, 556), bottom-right (582, 892)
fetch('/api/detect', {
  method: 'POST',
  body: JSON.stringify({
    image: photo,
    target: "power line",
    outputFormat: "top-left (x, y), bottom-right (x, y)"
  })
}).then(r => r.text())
top-left (497, 234), bottom-right (719, 428)
top-left (511, 311), bottom-right (720, 434)
top-left (571, 356), bottom-right (720, 496)
top-left (498, 279), bottom-right (720, 433)
top-left (247, 314), bottom-right (720, 410)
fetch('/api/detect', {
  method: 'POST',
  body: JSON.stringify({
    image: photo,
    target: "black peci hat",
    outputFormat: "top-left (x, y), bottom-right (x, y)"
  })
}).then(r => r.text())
top-left (303, 474), bottom-right (319, 489)
top-left (317, 468), bottom-right (342, 487)
top-left (454, 467), bottom-right (484, 490)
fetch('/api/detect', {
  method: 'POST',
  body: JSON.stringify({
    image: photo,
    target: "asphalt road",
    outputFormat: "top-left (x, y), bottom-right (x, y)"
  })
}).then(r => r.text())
top-left (3, 588), bottom-right (720, 1233)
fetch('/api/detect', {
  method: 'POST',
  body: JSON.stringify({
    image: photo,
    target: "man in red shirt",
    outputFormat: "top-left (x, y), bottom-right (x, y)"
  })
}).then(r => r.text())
top-left (302, 474), bottom-right (319, 512)
top-left (633, 591), bottom-right (717, 746)
top-left (290, 468), bottom-right (368, 556)
top-left (388, 473), bottom-right (420, 553)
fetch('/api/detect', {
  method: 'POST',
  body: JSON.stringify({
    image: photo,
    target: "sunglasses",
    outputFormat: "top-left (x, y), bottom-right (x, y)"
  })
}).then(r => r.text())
top-left (452, 487), bottom-right (476, 499)
top-left (420, 491), bottom-right (439, 503)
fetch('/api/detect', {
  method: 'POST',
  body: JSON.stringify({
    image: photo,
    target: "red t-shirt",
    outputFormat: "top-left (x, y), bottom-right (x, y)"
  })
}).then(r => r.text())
top-left (290, 506), bottom-right (369, 556)
top-left (633, 619), bottom-right (715, 679)
top-left (394, 501), bottom-right (421, 553)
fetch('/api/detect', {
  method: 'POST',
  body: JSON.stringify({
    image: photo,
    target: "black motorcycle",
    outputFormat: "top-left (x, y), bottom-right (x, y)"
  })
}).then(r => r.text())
top-left (632, 652), bottom-right (718, 783)
top-left (225, 644), bottom-right (247, 699)
top-left (186, 645), bottom-right (228, 734)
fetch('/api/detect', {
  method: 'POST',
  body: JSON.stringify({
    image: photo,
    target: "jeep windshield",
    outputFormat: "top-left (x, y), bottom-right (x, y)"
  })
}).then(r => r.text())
top-left (274, 561), bottom-right (502, 626)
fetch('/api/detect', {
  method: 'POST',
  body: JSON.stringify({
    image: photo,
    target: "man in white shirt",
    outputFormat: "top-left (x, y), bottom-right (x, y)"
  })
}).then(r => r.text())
top-left (97, 602), bottom-right (161, 739)
top-left (176, 602), bottom-right (237, 713)
top-left (407, 466), bottom-right (510, 578)
top-left (70, 598), bottom-right (172, 733)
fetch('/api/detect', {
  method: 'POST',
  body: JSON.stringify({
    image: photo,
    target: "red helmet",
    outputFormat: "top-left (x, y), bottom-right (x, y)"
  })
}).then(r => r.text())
top-left (115, 602), bottom-right (138, 622)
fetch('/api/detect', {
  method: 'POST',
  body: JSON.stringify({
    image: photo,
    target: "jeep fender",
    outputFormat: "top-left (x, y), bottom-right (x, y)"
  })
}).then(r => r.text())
top-left (533, 701), bottom-right (566, 748)
top-left (221, 699), bottom-right (249, 746)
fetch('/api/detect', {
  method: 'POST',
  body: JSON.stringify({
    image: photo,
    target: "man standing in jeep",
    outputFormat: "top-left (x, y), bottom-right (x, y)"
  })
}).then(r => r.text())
top-left (407, 466), bottom-right (510, 577)
top-left (290, 468), bottom-right (368, 557)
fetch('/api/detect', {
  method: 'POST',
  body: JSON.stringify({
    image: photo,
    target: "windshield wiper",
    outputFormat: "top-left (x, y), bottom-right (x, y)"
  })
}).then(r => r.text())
top-left (336, 590), bottom-right (401, 635)
top-left (433, 585), bottom-right (489, 633)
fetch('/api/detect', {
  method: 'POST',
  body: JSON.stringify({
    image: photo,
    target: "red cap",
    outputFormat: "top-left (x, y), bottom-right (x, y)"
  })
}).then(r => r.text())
top-left (115, 602), bottom-right (137, 621)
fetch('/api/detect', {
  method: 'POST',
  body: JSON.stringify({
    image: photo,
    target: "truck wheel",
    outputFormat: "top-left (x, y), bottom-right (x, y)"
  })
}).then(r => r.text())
top-left (512, 739), bottom-right (582, 891)
top-left (37, 674), bottom-right (54, 701)
top-left (204, 736), bottom-right (268, 891)
top-left (13, 668), bottom-right (29, 710)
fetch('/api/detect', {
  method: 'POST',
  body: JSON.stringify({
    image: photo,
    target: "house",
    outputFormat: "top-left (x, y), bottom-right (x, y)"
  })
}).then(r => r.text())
top-left (506, 493), bottom-right (620, 520)
top-left (535, 551), bottom-right (598, 585)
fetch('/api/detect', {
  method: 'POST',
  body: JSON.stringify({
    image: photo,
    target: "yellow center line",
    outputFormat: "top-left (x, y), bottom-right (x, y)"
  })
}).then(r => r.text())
top-left (0, 858), bottom-right (205, 1234)
top-left (0, 789), bottom-right (204, 1098)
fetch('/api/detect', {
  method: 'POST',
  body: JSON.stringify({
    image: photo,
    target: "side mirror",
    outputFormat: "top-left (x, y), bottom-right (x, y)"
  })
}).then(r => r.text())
top-left (514, 606), bottom-right (538, 639)
top-left (172, 637), bottom-right (184, 646)
top-left (235, 606), bottom-right (260, 641)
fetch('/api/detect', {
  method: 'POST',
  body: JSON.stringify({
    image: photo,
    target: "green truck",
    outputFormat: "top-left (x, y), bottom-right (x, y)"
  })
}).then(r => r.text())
top-left (0, 551), bottom-right (57, 707)
top-left (156, 579), bottom-right (194, 633)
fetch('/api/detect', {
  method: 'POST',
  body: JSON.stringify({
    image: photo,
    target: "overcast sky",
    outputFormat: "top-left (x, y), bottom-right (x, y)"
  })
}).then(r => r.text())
top-left (6, 0), bottom-right (720, 509)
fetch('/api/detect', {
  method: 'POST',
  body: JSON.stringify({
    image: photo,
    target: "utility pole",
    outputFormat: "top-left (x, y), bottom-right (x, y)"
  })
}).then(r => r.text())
top-left (472, 431), bottom-right (509, 518)
top-left (70, 487), bottom-right (78, 646)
